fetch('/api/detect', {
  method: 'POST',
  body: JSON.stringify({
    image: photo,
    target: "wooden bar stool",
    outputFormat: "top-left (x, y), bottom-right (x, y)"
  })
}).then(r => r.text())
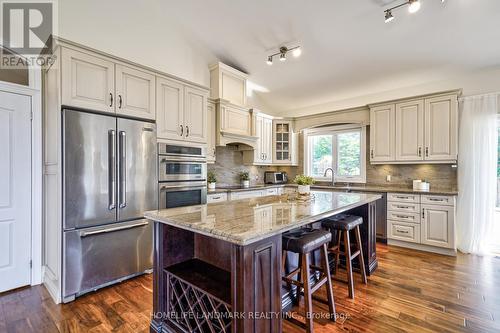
top-left (282, 228), bottom-right (336, 333)
top-left (322, 214), bottom-right (367, 299)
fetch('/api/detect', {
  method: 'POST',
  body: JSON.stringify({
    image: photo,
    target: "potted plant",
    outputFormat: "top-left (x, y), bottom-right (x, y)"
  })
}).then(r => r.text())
top-left (294, 175), bottom-right (315, 194)
top-left (239, 171), bottom-right (250, 188)
top-left (207, 171), bottom-right (217, 190)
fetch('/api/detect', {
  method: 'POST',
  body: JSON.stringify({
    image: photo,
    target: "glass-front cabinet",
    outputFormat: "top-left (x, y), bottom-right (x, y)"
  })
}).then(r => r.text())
top-left (273, 120), bottom-right (298, 165)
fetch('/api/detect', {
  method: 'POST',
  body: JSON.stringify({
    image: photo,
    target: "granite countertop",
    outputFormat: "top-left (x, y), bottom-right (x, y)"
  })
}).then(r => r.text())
top-left (145, 190), bottom-right (382, 246)
top-left (208, 184), bottom-right (458, 196)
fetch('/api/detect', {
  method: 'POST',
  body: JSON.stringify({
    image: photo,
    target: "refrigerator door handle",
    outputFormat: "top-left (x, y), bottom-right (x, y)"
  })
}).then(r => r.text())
top-left (119, 130), bottom-right (127, 208)
top-left (79, 221), bottom-right (149, 237)
top-left (108, 130), bottom-right (116, 210)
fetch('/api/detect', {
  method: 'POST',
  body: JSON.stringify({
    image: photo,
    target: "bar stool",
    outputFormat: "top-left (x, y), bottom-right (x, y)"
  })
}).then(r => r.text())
top-left (322, 214), bottom-right (367, 299)
top-left (282, 228), bottom-right (336, 333)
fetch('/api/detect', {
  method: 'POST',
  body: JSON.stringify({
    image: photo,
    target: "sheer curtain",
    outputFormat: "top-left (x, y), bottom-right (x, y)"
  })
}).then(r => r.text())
top-left (456, 93), bottom-right (499, 255)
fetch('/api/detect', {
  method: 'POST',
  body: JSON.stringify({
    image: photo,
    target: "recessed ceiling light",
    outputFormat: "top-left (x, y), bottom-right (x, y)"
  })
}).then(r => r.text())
top-left (266, 56), bottom-right (273, 65)
top-left (408, 0), bottom-right (421, 13)
top-left (384, 10), bottom-right (394, 23)
top-left (292, 47), bottom-right (302, 57)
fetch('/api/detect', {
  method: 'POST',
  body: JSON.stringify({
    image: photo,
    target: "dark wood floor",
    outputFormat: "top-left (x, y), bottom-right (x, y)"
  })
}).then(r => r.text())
top-left (1, 244), bottom-right (500, 333)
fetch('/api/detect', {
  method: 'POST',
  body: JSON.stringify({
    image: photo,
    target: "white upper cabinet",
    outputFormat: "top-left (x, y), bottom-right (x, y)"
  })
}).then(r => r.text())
top-left (156, 77), bottom-right (184, 141)
top-left (207, 99), bottom-right (217, 163)
top-left (156, 77), bottom-right (208, 144)
top-left (370, 104), bottom-right (395, 162)
top-left (243, 112), bottom-right (273, 165)
top-left (209, 62), bottom-right (248, 107)
top-left (115, 65), bottom-right (155, 120)
top-left (262, 117), bottom-right (273, 164)
top-left (424, 95), bottom-right (458, 161)
top-left (184, 86), bottom-right (208, 144)
top-left (273, 120), bottom-right (297, 165)
top-left (61, 48), bottom-right (115, 113)
top-left (370, 92), bottom-right (458, 164)
top-left (395, 100), bottom-right (424, 161)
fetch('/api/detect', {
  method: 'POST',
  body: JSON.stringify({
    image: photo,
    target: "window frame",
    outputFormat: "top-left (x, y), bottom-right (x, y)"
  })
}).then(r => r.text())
top-left (304, 124), bottom-right (367, 183)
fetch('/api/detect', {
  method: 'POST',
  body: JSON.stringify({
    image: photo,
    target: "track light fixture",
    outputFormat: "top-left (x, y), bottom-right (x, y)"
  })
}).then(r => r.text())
top-left (384, 0), bottom-right (444, 23)
top-left (266, 45), bottom-right (301, 65)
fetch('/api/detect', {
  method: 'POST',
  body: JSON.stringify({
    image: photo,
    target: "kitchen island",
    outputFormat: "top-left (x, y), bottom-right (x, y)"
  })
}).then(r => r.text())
top-left (145, 190), bottom-right (381, 333)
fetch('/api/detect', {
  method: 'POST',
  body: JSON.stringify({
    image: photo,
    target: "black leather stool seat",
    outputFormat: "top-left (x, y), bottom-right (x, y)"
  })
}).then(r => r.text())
top-left (282, 228), bottom-right (332, 254)
top-left (322, 214), bottom-right (362, 231)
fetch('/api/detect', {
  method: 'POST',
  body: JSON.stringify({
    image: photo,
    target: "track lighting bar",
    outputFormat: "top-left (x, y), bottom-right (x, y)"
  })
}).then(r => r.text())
top-left (266, 45), bottom-right (301, 65)
top-left (384, 0), bottom-right (445, 23)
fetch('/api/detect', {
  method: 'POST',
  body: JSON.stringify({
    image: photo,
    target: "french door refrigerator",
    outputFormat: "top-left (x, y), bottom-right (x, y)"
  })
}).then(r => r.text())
top-left (62, 109), bottom-right (157, 302)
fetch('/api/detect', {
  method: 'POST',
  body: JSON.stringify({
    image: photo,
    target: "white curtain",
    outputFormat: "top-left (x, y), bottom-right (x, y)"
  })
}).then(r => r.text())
top-left (456, 93), bottom-right (499, 255)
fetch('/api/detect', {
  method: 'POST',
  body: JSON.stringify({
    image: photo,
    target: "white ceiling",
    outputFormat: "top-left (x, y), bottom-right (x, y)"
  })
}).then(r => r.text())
top-left (164, 0), bottom-right (500, 115)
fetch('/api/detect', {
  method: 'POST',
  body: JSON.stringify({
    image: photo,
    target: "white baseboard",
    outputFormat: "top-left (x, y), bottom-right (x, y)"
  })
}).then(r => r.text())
top-left (42, 266), bottom-right (61, 304)
top-left (387, 239), bottom-right (457, 256)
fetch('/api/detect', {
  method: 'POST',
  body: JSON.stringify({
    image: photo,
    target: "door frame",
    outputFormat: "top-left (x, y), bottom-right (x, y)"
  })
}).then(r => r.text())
top-left (0, 66), bottom-right (43, 286)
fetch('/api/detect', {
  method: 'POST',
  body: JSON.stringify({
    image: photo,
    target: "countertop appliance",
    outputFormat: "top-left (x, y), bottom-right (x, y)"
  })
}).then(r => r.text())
top-left (265, 171), bottom-right (288, 184)
top-left (62, 109), bottom-right (157, 302)
top-left (158, 143), bottom-right (207, 208)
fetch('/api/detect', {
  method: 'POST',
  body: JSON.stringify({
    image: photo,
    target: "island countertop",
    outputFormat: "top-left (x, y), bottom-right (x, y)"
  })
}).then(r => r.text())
top-left (145, 190), bottom-right (382, 246)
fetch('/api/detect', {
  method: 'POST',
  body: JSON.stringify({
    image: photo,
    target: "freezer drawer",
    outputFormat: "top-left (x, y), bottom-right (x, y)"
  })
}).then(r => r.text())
top-left (63, 219), bottom-right (153, 301)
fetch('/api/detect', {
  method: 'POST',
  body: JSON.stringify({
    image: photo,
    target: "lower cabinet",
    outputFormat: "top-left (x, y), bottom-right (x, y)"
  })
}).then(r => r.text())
top-left (207, 192), bottom-right (227, 203)
top-left (387, 192), bottom-right (456, 253)
top-left (207, 187), bottom-right (283, 203)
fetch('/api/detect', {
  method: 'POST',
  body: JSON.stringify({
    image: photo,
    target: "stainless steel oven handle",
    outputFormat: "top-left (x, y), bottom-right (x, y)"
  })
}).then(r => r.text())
top-left (160, 185), bottom-right (207, 191)
top-left (159, 156), bottom-right (207, 163)
top-left (108, 130), bottom-right (116, 210)
top-left (79, 221), bottom-right (149, 237)
top-left (119, 131), bottom-right (127, 208)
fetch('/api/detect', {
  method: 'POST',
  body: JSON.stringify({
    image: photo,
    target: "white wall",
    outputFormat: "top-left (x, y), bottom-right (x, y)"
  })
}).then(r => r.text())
top-left (277, 66), bottom-right (500, 117)
top-left (58, 0), bottom-right (216, 87)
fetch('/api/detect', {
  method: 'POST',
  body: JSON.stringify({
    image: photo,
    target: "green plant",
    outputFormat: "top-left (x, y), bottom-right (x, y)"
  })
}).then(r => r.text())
top-left (239, 171), bottom-right (250, 181)
top-left (294, 174), bottom-right (315, 186)
top-left (207, 171), bottom-right (217, 183)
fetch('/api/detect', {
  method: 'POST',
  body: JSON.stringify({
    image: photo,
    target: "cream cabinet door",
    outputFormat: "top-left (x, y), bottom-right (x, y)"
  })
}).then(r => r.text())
top-left (207, 100), bottom-right (217, 162)
top-left (262, 117), bottom-right (274, 164)
top-left (253, 114), bottom-right (264, 163)
top-left (156, 77), bottom-right (184, 141)
top-left (184, 86), bottom-right (208, 144)
top-left (369, 104), bottom-right (395, 162)
top-left (421, 204), bottom-right (454, 249)
top-left (61, 48), bottom-right (115, 113)
top-left (115, 65), bottom-right (155, 120)
top-left (395, 100), bottom-right (424, 161)
top-left (424, 95), bottom-right (458, 161)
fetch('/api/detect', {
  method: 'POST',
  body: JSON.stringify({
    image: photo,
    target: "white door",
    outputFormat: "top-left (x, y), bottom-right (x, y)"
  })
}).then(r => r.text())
top-left (156, 77), bottom-right (184, 141)
top-left (370, 104), bottom-right (395, 162)
top-left (207, 100), bottom-right (217, 162)
top-left (61, 48), bottom-right (115, 113)
top-left (395, 100), bottom-right (424, 161)
top-left (421, 204), bottom-right (455, 249)
top-left (424, 95), bottom-right (458, 161)
top-left (0, 91), bottom-right (31, 292)
top-left (184, 86), bottom-right (207, 144)
top-left (115, 64), bottom-right (156, 120)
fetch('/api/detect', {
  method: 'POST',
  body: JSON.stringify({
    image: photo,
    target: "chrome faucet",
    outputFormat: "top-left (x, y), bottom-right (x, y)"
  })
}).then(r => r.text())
top-left (324, 168), bottom-right (335, 186)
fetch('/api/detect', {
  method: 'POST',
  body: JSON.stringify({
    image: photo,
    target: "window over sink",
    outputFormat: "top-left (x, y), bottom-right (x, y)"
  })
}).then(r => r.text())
top-left (304, 125), bottom-right (366, 183)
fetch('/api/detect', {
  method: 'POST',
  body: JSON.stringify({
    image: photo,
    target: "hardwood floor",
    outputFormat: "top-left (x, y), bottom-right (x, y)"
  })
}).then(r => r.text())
top-left (1, 244), bottom-right (500, 333)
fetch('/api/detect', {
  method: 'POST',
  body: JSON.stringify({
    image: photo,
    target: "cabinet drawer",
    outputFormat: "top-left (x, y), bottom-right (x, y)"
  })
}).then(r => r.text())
top-left (230, 190), bottom-right (262, 200)
top-left (387, 202), bottom-right (420, 213)
top-left (207, 193), bottom-right (228, 203)
top-left (263, 188), bottom-right (279, 196)
top-left (387, 193), bottom-right (420, 203)
top-left (388, 220), bottom-right (421, 243)
top-left (387, 211), bottom-right (420, 224)
top-left (421, 195), bottom-right (455, 206)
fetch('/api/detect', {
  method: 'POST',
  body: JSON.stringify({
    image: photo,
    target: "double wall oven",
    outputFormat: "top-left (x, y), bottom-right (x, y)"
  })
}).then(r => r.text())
top-left (158, 143), bottom-right (207, 209)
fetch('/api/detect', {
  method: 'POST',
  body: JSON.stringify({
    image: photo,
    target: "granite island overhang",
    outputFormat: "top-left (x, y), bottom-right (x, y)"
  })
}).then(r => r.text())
top-left (145, 190), bottom-right (382, 333)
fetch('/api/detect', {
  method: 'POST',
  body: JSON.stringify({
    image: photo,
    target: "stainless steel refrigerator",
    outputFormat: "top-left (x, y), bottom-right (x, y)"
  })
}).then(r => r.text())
top-left (62, 109), bottom-right (157, 302)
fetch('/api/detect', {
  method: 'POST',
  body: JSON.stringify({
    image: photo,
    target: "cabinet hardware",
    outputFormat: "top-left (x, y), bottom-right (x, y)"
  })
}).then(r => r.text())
top-left (179, 125), bottom-right (183, 136)
top-left (212, 196), bottom-right (221, 199)
top-left (429, 198), bottom-right (444, 202)
top-left (396, 215), bottom-right (410, 219)
top-left (396, 229), bottom-right (409, 234)
top-left (118, 94), bottom-right (122, 109)
top-left (109, 93), bottom-right (113, 107)
top-left (422, 208), bottom-right (425, 218)
top-left (370, 149), bottom-right (374, 158)
top-left (396, 205), bottom-right (410, 209)
top-left (396, 196), bottom-right (410, 199)
top-left (425, 147), bottom-right (429, 157)
top-left (418, 147), bottom-right (422, 157)
top-left (212, 147), bottom-right (216, 155)
top-left (186, 126), bottom-right (189, 137)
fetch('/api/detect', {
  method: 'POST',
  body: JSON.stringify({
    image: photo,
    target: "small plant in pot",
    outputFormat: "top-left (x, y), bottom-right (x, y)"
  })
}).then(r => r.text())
top-left (294, 175), bottom-right (315, 194)
top-left (239, 171), bottom-right (250, 188)
top-left (207, 171), bottom-right (217, 190)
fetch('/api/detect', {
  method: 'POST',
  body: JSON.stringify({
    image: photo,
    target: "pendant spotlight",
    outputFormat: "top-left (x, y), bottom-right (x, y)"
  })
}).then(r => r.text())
top-left (266, 45), bottom-right (301, 65)
top-left (384, 0), bottom-right (444, 23)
